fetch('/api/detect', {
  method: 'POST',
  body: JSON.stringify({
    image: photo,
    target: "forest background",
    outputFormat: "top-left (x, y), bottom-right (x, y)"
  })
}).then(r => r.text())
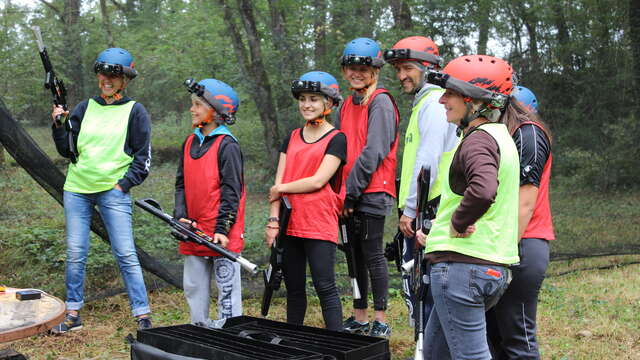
top-left (0, 0), bottom-right (639, 358)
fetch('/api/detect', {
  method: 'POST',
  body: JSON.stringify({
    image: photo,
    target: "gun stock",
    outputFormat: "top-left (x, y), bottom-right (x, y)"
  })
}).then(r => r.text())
top-left (134, 198), bottom-right (258, 274)
top-left (339, 219), bottom-right (361, 300)
top-left (261, 196), bottom-right (292, 317)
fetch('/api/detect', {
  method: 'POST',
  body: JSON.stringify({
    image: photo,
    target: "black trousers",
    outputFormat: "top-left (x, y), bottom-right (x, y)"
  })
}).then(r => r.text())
top-left (350, 211), bottom-right (389, 311)
top-left (486, 238), bottom-right (550, 360)
top-left (282, 235), bottom-right (343, 331)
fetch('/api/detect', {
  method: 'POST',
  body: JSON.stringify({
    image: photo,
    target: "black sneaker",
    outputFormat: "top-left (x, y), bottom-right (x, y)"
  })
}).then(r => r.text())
top-left (50, 313), bottom-right (83, 334)
top-left (136, 317), bottom-right (153, 330)
top-left (343, 316), bottom-right (370, 335)
top-left (369, 320), bottom-right (391, 338)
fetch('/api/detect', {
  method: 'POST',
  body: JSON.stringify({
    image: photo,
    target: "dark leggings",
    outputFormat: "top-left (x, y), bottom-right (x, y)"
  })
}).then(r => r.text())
top-left (486, 238), bottom-right (550, 360)
top-left (282, 235), bottom-right (343, 331)
top-left (350, 212), bottom-right (389, 311)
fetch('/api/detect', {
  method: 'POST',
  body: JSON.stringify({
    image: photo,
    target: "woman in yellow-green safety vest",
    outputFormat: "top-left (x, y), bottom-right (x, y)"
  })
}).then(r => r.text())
top-left (415, 55), bottom-right (521, 360)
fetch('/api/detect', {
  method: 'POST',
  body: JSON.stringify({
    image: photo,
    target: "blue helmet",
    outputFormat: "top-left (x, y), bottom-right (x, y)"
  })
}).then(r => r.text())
top-left (184, 77), bottom-right (239, 125)
top-left (94, 48), bottom-right (138, 79)
top-left (291, 71), bottom-right (342, 106)
top-left (513, 86), bottom-right (538, 112)
top-left (341, 38), bottom-right (385, 68)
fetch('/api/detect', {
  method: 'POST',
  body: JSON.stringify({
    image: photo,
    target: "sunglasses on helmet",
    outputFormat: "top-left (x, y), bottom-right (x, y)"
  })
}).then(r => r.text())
top-left (341, 55), bottom-right (373, 66)
top-left (94, 62), bottom-right (124, 76)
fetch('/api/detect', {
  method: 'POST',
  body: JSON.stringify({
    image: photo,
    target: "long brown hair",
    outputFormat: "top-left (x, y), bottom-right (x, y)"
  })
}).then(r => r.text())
top-left (500, 97), bottom-right (552, 142)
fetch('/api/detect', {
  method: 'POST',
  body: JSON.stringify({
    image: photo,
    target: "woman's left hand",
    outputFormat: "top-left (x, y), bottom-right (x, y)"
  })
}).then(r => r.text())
top-left (269, 185), bottom-right (282, 202)
top-left (114, 184), bottom-right (124, 192)
top-left (449, 223), bottom-right (476, 238)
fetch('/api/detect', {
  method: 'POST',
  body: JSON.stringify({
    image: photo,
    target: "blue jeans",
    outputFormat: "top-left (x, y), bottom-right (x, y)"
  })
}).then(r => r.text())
top-left (423, 262), bottom-right (511, 360)
top-left (64, 189), bottom-right (150, 317)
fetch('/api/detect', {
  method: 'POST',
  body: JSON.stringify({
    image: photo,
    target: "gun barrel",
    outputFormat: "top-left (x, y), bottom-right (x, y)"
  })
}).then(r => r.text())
top-left (236, 256), bottom-right (258, 275)
top-left (31, 26), bottom-right (46, 52)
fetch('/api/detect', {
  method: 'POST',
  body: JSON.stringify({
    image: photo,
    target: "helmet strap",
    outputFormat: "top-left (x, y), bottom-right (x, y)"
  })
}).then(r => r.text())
top-left (306, 107), bottom-right (332, 126)
top-left (458, 100), bottom-right (498, 136)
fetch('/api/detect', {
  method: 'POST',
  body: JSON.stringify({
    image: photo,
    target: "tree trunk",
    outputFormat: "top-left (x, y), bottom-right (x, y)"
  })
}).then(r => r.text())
top-left (476, 0), bottom-right (491, 55)
top-left (477, 21), bottom-right (489, 55)
top-left (313, 0), bottom-right (327, 68)
top-left (62, 0), bottom-right (85, 105)
top-left (390, 0), bottom-right (412, 30)
top-left (99, 0), bottom-right (115, 47)
top-left (630, 0), bottom-right (640, 100)
top-left (267, 0), bottom-right (299, 114)
top-left (217, 0), bottom-right (280, 165)
top-left (356, 0), bottom-right (372, 38)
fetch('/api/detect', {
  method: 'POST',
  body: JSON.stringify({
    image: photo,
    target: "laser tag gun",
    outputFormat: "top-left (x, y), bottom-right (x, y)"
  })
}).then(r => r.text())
top-left (261, 196), bottom-right (292, 317)
top-left (384, 177), bottom-right (415, 327)
top-left (410, 166), bottom-right (437, 360)
top-left (384, 178), bottom-right (403, 273)
top-left (135, 198), bottom-right (258, 274)
top-left (339, 217), bottom-right (361, 300)
top-left (32, 26), bottom-right (77, 163)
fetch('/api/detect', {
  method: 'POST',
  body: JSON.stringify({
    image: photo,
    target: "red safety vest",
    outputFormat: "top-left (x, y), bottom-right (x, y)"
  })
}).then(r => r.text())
top-left (180, 134), bottom-right (246, 256)
top-left (340, 88), bottom-right (399, 198)
top-left (282, 128), bottom-right (343, 243)
top-left (517, 121), bottom-right (555, 241)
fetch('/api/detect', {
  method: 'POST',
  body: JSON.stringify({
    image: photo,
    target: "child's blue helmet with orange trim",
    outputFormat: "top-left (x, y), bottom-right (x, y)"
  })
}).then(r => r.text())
top-left (184, 78), bottom-right (239, 125)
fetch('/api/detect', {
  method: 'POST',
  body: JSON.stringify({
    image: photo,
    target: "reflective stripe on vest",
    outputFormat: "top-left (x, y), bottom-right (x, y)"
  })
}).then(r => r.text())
top-left (398, 88), bottom-right (445, 208)
top-left (426, 123), bottom-right (520, 265)
top-left (180, 134), bottom-right (245, 256)
top-left (282, 128), bottom-right (342, 243)
top-left (64, 99), bottom-right (134, 193)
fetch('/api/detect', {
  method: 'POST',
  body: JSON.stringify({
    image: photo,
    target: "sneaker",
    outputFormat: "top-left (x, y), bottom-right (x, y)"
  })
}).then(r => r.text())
top-left (369, 320), bottom-right (391, 338)
top-left (136, 316), bottom-right (153, 330)
top-left (343, 316), bottom-right (370, 335)
top-left (50, 313), bottom-right (83, 334)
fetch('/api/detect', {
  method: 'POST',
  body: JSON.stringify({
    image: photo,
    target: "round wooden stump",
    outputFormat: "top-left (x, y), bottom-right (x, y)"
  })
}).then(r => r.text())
top-left (0, 288), bottom-right (65, 343)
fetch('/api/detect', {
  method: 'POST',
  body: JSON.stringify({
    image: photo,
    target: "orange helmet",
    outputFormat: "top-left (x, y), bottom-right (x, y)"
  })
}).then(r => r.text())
top-left (384, 36), bottom-right (443, 68)
top-left (428, 55), bottom-right (513, 110)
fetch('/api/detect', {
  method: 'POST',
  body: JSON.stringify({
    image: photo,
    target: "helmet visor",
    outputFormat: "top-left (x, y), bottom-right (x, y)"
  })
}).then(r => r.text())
top-left (427, 70), bottom-right (509, 109)
top-left (383, 48), bottom-right (443, 68)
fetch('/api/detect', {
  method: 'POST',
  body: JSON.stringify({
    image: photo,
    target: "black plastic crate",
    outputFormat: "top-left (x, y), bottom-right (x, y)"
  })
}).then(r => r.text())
top-left (221, 316), bottom-right (390, 360)
top-left (136, 324), bottom-right (327, 359)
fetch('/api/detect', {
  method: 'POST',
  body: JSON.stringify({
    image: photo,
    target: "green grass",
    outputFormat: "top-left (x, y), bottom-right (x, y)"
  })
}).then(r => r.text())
top-left (1, 126), bottom-right (640, 359)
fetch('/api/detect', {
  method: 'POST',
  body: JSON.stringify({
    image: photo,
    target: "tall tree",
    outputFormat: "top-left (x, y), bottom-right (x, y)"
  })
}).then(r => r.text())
top-left (390, 0), bottom-right (413, 30)
top-left (630, 0), bottom-right (640, 100)
top-left (99, 0), bottom-right (115, 47)
top-left (216, 0), bottom-right (281, 165)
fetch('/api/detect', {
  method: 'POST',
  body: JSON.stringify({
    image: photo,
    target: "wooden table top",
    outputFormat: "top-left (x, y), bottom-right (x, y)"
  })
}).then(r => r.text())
top-left (0, 288), bottom-right (65, 343)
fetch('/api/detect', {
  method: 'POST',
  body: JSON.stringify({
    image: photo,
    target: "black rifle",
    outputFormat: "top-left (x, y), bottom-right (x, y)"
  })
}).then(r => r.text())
top-left (261, 196), bottom-right (292, 317)
top-left (135, 198), bottom-right (258, 274)
top-left (32, 26), bottom-right (78, 163)
top-left (384, 177), bottom-right (415, 327)
top-left (339, 217), bottom-right (361, 300)
top-left (409, 166), bottom-right (437, 360)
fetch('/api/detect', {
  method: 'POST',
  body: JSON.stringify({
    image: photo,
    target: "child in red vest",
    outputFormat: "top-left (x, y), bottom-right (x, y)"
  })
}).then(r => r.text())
top-left (174, 78), bottom-right (245, 328)
top-left (338, 38), bottom-right (400, 338)
top-left (266, 71), bottom-right (345, 331)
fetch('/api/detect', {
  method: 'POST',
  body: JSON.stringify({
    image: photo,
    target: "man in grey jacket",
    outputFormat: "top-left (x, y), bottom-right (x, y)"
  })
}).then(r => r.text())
top-left (383, 36), bottom-right (459, 343)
